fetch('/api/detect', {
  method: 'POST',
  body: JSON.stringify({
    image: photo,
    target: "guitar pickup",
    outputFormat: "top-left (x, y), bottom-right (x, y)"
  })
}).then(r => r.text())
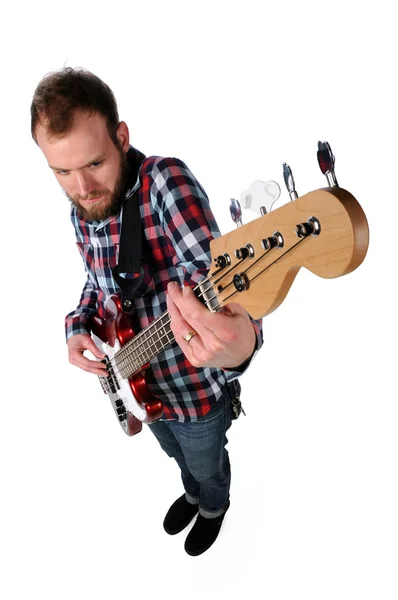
top-left (107, 376), bottom-right (117, 394)
top-left (106, 360), bottom-right (120, 393)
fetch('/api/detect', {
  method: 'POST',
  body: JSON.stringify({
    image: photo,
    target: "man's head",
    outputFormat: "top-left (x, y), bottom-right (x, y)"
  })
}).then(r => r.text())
top-left (31, 67), bottom-right (130, 221)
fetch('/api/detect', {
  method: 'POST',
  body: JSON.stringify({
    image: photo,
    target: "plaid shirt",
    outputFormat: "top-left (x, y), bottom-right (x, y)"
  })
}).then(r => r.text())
top-left (65, 147), bottom-right (263, 421)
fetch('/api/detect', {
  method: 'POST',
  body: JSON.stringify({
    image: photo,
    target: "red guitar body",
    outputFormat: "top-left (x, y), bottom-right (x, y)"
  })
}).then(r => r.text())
top-left (90, 295), bottom-right (164, 436)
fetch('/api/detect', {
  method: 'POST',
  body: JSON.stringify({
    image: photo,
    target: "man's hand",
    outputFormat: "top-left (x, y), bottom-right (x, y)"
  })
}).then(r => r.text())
top-left (67, 333), bottom-right (108, 376)
top-left (166, 282), bottom-right (256, 370)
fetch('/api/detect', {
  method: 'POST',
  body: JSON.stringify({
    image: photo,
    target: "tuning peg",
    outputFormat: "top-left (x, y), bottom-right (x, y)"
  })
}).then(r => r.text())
top-left (229, 198), bottom-right (243, 227)
top-left (283, 163), bottom-right (298, 201)
top-left (317, 141), bottom-right (339, 187)
top-left (240, 180), bottom-right (281, 216)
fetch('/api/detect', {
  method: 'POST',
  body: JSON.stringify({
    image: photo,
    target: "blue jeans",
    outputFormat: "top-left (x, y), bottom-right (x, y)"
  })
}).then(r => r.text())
top-left (148, 385), bottom-right (234, 518)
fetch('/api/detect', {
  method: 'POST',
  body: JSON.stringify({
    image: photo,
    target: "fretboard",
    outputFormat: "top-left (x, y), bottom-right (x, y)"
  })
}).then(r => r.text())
top-left (114, 312), bottom-right (174, 379)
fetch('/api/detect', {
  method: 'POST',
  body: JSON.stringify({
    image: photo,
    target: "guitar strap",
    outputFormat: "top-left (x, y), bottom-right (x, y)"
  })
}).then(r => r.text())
top-left (112, 147), bottom-right (148, 314)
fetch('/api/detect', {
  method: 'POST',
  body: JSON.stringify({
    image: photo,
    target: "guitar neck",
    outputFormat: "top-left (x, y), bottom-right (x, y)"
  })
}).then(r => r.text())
top-left (114, 278), bottom-right (219, 379)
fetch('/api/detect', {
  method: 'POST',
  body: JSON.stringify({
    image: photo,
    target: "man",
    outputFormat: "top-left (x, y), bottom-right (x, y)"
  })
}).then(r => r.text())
top-left (31, 67), bottom-right (263, 556)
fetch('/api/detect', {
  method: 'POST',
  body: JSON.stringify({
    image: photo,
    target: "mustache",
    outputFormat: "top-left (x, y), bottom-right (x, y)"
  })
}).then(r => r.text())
top-left (74, 190), bottom-right (109, 201)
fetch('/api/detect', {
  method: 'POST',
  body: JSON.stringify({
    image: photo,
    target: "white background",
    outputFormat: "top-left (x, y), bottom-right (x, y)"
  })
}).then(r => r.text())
top-left (1, 1), bottom-right (397, 599)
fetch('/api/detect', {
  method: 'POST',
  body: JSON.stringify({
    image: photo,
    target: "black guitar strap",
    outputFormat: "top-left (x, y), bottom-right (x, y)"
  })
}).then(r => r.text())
top-left (112, 148), bottom-right (147, 314)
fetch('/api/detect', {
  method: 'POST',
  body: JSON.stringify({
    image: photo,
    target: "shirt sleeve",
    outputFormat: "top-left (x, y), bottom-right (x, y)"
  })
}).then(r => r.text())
top-left (151, 156), bottom-right (220, 286)
top-left (64, 274), bottom-right (98, 341)
top-left (150, 156), bottom-right (263, 373)
top-left (221, 317), bottom-right (263, 382)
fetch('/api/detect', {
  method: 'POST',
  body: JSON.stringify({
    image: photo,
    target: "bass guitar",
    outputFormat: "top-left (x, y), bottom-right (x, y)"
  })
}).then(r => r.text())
top-left (90, 142), bottom-right (369, 436)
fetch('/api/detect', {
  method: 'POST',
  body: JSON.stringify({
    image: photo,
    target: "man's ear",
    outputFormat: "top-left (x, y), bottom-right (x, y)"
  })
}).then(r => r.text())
top-left (116, 121), bottom-right (130, 151)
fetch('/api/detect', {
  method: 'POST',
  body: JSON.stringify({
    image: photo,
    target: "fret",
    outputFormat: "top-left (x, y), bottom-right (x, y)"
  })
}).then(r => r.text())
top-left (141, 330), bottom-right (151, 362)
top-left (165, 326), bottom-right (174, 344)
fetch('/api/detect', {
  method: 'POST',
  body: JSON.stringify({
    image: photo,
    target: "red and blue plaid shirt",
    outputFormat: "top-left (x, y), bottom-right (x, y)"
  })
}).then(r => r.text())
top-left (65, 148), bottom-right (263, 421)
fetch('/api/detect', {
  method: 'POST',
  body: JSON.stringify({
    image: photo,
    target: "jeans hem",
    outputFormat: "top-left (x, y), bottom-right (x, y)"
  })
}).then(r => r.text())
top-left (185, 492), bottom-right (199, 505)
top-left (198, 504), bottom-right (228, 519)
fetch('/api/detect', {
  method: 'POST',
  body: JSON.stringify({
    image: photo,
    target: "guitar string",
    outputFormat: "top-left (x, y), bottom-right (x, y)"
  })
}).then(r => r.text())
top-left (103, 259), bottom-right (246, 383)
top-left (221, 236), bottom-right (306, 302)
top-left (112, 272), bottom-right (229, 376)
top-left (112, 248), bottom-right (265, 373)
top-left (113, 243), bottom-right (272, 370)
top-left (111, 260), bottom-right (240, 369)
top-left (115, 274), bottom-right (221, 364)
top-left (113, 236), bottom-right (308, 378)
top-left (114, 260), bottom-right (260, 374)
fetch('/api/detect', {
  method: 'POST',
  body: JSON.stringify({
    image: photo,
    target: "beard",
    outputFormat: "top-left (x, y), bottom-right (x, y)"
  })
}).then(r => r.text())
top-left (64, 147), bottom-right (130, 222)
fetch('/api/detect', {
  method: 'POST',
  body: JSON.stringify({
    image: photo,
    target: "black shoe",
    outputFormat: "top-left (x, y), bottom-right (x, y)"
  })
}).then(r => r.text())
top-left (184, 501), bottom-right (230, 556)
top-left (163, 494), bottom-right (199, 535)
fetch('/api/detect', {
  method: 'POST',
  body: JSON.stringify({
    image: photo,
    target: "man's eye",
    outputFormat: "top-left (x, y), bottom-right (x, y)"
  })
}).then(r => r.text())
top-left (56, 170), bottom-right (70, 176)
top-left (91, 161), bottom-right (103, 168)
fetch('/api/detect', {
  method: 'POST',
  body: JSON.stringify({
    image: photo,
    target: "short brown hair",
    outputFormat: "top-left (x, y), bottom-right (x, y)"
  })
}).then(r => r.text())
top-left (30, 67), bottom-right (120, 144)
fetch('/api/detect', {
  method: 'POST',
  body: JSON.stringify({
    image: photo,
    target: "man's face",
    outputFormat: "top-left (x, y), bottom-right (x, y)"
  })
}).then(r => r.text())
top-left (36, 111), bottom-right (130, 221)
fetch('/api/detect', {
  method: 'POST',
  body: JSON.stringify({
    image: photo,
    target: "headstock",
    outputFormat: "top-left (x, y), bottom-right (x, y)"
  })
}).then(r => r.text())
top-left (207, 142), bottom-right (369, 320)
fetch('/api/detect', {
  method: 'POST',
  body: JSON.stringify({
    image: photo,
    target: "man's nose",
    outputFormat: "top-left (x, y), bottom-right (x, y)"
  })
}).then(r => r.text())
top-left (75, 171), bottom-right (97, 197)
